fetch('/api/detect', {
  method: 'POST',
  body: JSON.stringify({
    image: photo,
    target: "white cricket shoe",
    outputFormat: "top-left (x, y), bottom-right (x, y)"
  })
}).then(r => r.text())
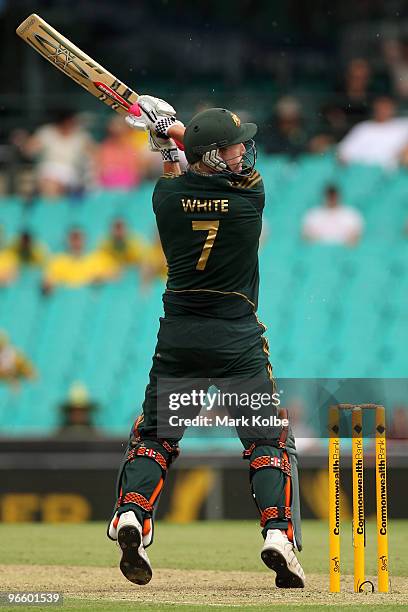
top-left (117, 511), bottom-right (152, 585)
top-left (261, 529), bottom-right (305, 588)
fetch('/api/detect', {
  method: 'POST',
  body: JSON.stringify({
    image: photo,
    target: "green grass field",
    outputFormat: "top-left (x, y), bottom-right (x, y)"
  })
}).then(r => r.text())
top-left (0, 520), bottom-right (407, 611)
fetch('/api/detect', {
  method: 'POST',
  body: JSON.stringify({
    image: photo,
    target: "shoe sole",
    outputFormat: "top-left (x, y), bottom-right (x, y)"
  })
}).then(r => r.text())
top-left (261, 548), bottom-right (305, 588)
top-left (118, 525), bottom-right (152, 585)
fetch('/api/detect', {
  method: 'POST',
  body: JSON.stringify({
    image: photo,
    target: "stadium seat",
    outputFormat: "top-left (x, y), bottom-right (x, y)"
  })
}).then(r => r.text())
top-left (0, 157), bottom-right (406, 435)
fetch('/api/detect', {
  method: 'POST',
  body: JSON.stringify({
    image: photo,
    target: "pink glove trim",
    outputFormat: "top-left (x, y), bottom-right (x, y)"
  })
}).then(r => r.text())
top-left (129, 103), bottom-right (142, 117)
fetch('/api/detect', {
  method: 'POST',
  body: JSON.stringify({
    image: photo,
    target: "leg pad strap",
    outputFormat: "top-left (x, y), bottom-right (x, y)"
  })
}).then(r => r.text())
top-left (260, 505), bottom-right (291, 527)
top-left (131, 434), bottom-right (180, 464)
top-left (250, 455), bottom-right (291, 478)
top-left (243, 438), bottom-right (285, 459)
top-left (117, 492), bottom-right (152, 513)
top-left (160, 439), bottom-right (180, 460)
top-left (127, 446), bottom-right (168, 473)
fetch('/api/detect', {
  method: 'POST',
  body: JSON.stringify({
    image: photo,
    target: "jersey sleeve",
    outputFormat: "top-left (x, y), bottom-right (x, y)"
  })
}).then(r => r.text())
top-left (153, 173), bottom-right (182, 214)
top-left (230, 170), bottom-right (265, 212)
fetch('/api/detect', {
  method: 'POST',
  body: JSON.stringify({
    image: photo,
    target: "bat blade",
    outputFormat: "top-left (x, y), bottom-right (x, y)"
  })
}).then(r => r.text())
top-left (16, 14), bottom-right (139, 115)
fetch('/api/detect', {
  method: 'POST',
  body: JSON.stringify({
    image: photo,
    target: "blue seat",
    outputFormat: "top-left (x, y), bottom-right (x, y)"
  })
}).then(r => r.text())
top-left (1, 157), bottom-right (408, 436)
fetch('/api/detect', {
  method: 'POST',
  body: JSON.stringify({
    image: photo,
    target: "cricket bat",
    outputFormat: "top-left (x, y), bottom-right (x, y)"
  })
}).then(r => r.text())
top-left (16, 14), bottom-right (139, 115)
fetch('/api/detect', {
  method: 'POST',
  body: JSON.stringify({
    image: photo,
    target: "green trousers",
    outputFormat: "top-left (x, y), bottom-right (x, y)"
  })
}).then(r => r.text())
top-left (112, 313), bottom-right (299, 543)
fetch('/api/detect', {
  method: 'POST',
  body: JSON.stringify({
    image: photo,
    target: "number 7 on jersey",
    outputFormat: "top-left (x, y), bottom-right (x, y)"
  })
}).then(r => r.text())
top-left (192, 221), bottom-right (220, 271)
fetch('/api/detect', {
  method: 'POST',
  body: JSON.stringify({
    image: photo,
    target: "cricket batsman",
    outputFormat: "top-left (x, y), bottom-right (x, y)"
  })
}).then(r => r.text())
top-left (107, 96), bottom-right (305, 589)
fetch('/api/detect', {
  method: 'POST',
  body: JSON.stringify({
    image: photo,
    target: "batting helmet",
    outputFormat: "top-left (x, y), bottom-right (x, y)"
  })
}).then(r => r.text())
top-left (184, 108), bottom-right (257, 175)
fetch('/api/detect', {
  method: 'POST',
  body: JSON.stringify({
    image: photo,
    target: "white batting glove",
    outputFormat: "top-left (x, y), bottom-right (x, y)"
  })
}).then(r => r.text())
top-left (148, 132), bottom-right (179, 162)
top-left (126, 95), bottom-right (183, 137)
top-left (125, 95), bottom-right (182, 161)
top-left (138, 94), bottom-right (177, 119)
top-left (137, 95), bottom-right (179, 136)
top-left (125, 95), bottom-right (175, 130)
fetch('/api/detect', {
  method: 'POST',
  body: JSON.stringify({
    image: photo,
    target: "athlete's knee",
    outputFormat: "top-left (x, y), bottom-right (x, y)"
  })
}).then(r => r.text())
top-left (243, 439), bottom-right (292, 484)
top-left (129, 436), bottom-right (180, 465)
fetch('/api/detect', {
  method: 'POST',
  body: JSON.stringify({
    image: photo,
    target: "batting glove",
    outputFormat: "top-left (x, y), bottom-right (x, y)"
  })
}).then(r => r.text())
top-left (125, 95), bottom-right (183, 160)
top-left (148, 132), bottom-right (179, 162)
top-left (125, 94), bottom-right (180, 133)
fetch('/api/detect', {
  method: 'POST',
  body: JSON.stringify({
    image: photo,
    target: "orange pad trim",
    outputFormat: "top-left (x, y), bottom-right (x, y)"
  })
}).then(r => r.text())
top-left (283, 450), bottom-right (294, 543)
top-left (142, 518), bottom-right (152, 537)
top-left (250, 455), bottom-right (291, 477)
top-left (149, 478), bottom-right (164, 506)
top-left (117, 492), bottom-right (152, 512)
top-left (127, 446), bottom-right (168, 472)
top-left (260, 505), bottom-right (291, 527)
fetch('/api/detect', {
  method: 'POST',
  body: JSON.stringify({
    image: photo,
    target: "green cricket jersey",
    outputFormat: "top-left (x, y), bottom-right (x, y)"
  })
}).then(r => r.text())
top-left (153, 168), bottom-right (265, 319)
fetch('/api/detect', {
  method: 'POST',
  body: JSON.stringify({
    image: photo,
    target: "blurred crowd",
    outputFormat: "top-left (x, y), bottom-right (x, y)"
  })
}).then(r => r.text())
top-left (3, 53), bottom-right (408, 256)
top-left (258, 52), bottom-right (408, 166)
top-left (7, 112), bottom-right (168, 201)
top-left (2, 43), bottom-right (408, 438)
top-left (0, 218), bottom-right (167, 290)
top-left (1, 51), bottom-right (408, 201)
top-left (0, 180), bottom-right (365, 295)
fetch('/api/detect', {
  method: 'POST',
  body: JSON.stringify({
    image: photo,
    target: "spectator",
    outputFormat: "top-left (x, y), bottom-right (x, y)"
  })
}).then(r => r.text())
top-left (8, 229), bottom-right (47, 267)
top-left (311, 58), bottom-right (377, 153)
top-left (0, 230), bottom-right (18, 285)
top-left (309, 103), bottom-right (349, 153)
top-left (97, 218), bottom-right (146, 267)
top-left (95, 116), bottom-right (143, 190)
top-left (336, 58), bottom-right (373, 128)
top-left (18, 110), bottom-right (94, 199)
top-left (338, 96), bottom-right (408, 170)
top-left (7, 129), bottom-right (37, 201)
top-left (42, 227), bottom-right (119, 293)
top-left (302, 185), bottom-right (363, 246)
top-left (126, 126), bottom-right (164, 179)
top-left (141, 234), bottom-right (168, 285)
top-left (260, 96), bottom-right (309, 157)
top-left (383, 39), bottom-right (408, 100)
top-left (55, 381), bottom-right (100, 439)
top-left (0, 330), bottom-right (36, 390)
